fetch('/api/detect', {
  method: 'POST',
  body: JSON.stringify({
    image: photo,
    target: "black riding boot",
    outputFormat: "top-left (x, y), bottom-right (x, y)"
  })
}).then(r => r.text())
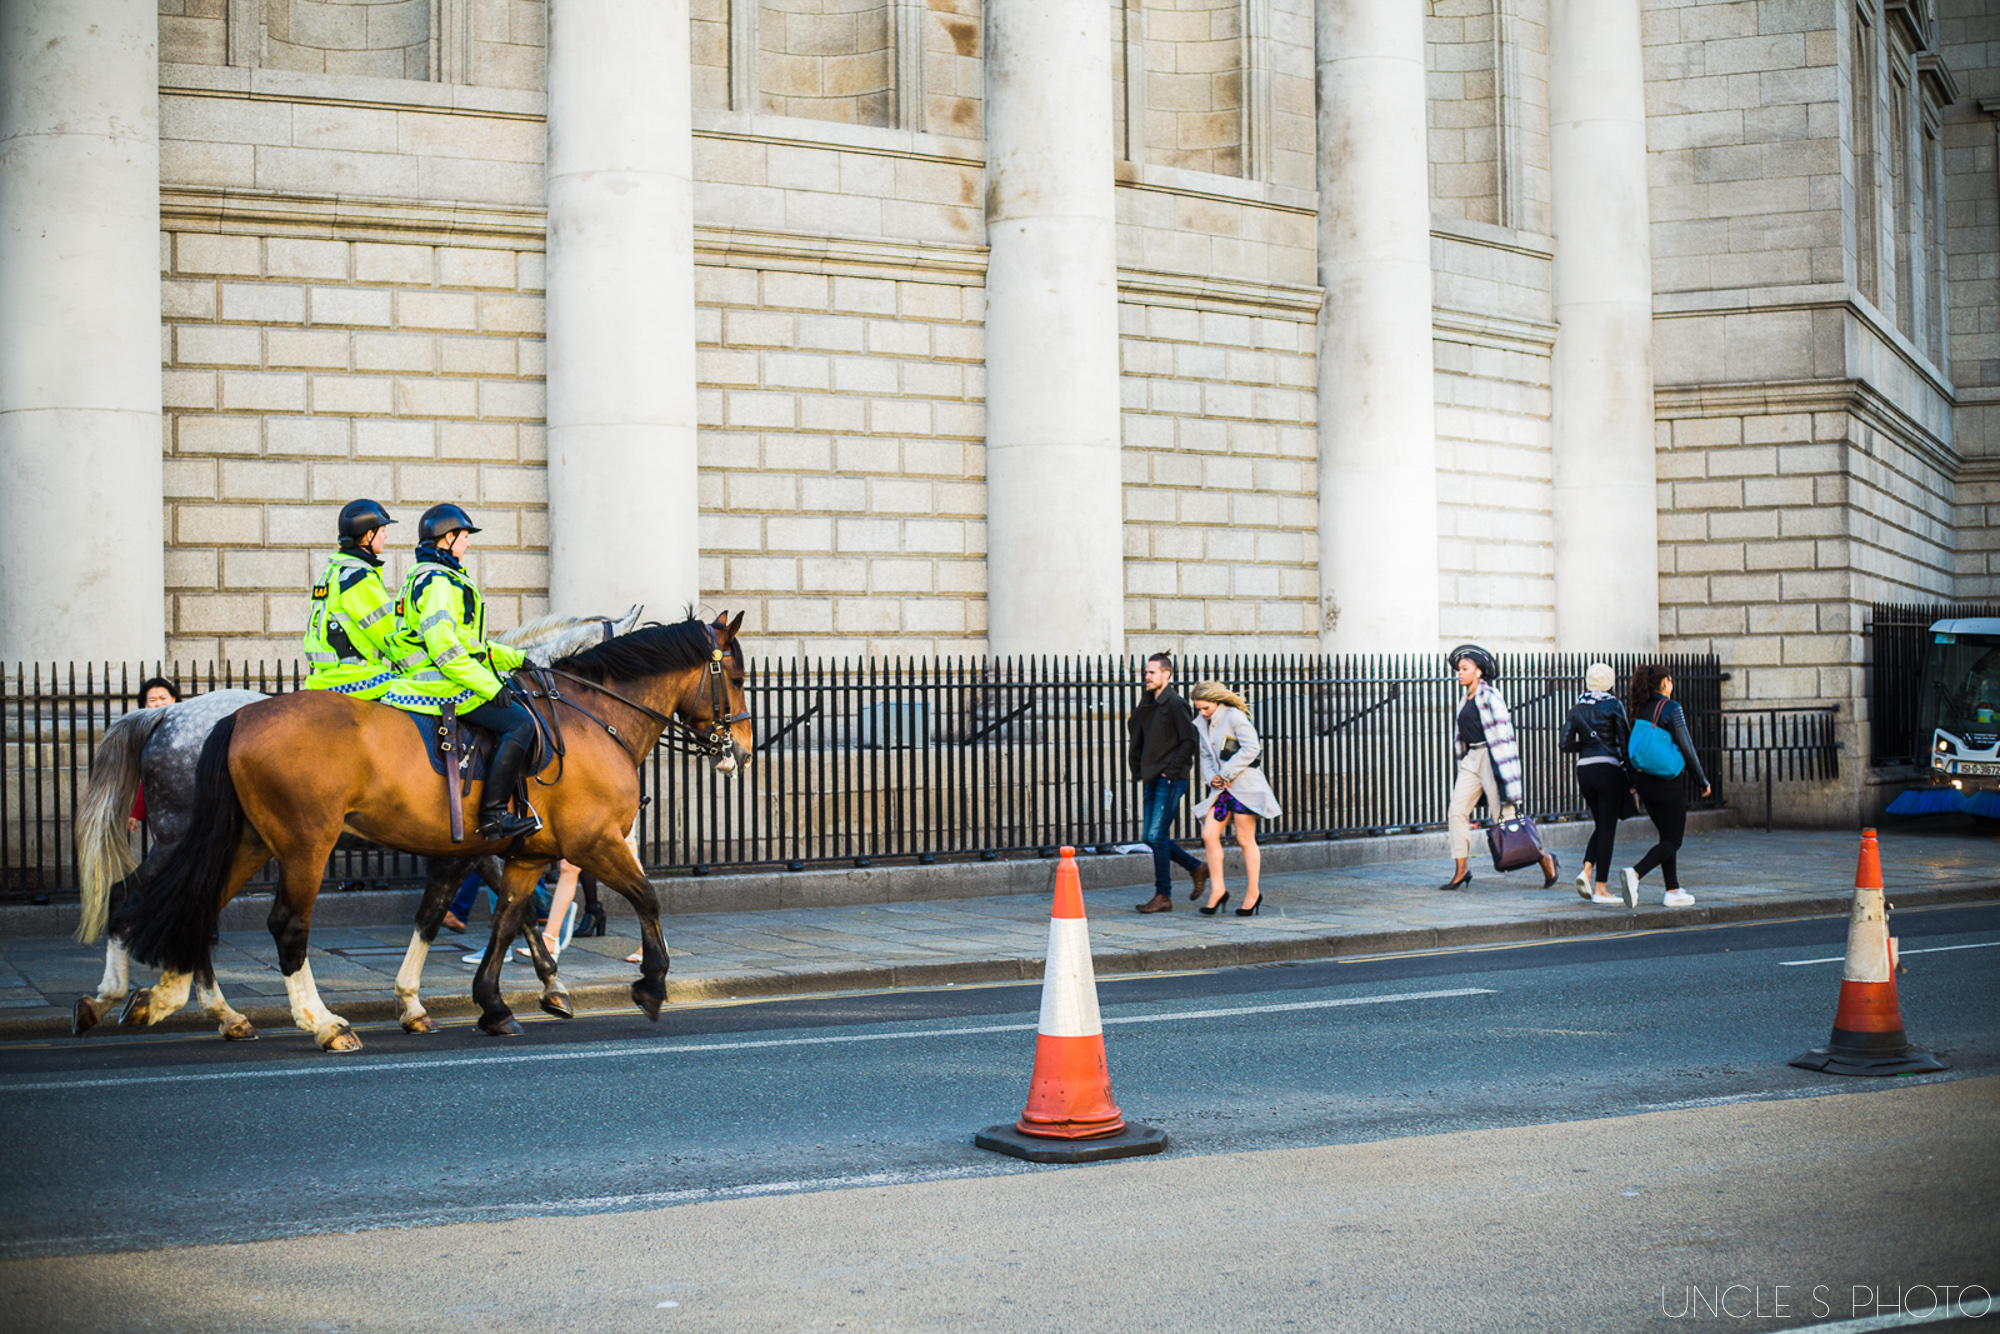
top-left (478, 735), bottom-right (541, 839)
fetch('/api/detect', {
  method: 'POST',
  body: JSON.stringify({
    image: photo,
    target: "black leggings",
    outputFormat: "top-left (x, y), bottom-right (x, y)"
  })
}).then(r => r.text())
top-left (1575, 763), bottom-right (1623, 880)
top-left (460, 692), bottom-right (537, 751)
top-left (1631, 771), bottom-right (1687, 890)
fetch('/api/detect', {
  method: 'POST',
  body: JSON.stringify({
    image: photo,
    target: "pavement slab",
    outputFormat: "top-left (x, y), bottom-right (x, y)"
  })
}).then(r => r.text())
top-left (4, 824), bottom-right (1994, 1040)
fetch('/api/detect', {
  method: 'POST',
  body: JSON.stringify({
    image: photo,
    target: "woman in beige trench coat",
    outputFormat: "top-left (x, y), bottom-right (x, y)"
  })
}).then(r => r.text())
top-left (1188, 681), bottom-right (1282, 916)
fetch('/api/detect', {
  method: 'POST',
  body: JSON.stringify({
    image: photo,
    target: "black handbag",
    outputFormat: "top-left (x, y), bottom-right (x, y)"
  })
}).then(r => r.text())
top-left (1487, 813), bottom-right (1546, 873)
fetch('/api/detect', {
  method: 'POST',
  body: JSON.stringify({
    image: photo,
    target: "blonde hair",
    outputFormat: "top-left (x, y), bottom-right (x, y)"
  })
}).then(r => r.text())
top-left (1188, 680), bottom-right (1248, 714)
top-left (1585, 662), bottom-right (1616, 693)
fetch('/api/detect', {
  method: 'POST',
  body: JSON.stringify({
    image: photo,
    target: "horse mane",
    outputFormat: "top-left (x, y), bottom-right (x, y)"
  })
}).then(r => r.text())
top-left (552, 617), bottom-right (722, 684)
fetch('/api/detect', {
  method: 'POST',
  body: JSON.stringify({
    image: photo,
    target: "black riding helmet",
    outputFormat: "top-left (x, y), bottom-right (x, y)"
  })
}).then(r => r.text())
top-left (1447, 643), bottom-right (1500, 684)
top-left (418, 503), bottom-right (482, 544)
top-left (337, 498), bottom-right (396, 545)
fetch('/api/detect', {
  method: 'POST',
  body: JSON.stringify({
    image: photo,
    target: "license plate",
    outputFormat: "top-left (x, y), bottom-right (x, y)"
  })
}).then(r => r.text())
top-left (1954, 760), bottom-right (2000, 776)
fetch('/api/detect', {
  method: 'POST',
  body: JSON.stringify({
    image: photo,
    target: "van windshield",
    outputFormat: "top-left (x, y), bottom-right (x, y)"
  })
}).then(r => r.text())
top-left (1920, 632), bottom-right (2000, 746)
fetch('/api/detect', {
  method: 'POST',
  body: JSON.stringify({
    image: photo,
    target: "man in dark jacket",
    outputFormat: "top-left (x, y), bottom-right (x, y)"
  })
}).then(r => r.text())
top-left (1129, 652), bottom-right (1209, 912)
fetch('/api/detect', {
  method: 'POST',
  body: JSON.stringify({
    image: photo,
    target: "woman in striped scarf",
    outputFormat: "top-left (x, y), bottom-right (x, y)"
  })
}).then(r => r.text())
top-left (1440, 645), bottom-right (1558, 891)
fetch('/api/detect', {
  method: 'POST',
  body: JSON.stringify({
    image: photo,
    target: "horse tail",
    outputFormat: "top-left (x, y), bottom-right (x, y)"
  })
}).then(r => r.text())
top-left (110, 713), bottom-right (243, 977)
top-left (74, 707), bottom-right (174, 943)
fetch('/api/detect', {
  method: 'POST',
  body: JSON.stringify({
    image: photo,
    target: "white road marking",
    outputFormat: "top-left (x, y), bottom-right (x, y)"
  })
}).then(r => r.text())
top-left (1789, 1301), bottom-right (1995, 1332)
top-left (1779, 940), bottom-right (2000, 966)
top-left (0, 988), bottom-right (1494, 1095)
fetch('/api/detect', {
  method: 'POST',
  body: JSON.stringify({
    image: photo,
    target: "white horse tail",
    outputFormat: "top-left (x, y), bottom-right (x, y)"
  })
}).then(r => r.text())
top-left (75, 706), bottom-right (172, 943)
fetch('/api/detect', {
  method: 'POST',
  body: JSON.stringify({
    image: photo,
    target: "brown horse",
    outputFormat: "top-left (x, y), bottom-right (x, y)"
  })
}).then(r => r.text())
top-left (111, 614), bottom-right (751, 1051)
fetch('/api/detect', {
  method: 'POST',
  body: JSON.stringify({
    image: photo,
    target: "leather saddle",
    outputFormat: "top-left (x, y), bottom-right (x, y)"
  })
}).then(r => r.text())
top-left (398, 692), bottom-right (554, 842)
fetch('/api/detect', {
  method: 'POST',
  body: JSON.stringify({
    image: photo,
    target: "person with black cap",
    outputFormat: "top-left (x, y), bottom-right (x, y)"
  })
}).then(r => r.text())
top-left (382, 503), bottom-right (539, 840)
top-left (1441, 644), bottom-right (1558, 891)
top-left (301, 499), bottom-right (403, 700)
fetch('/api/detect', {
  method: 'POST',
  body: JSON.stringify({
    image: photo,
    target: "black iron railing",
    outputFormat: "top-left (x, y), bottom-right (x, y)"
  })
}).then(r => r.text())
top-left (1723, 705), bottom-right (1842, 831)
top-left (1868, 601), bottom-right (2000, 766)
top-left (4, 652), bottom-right (1724, 894)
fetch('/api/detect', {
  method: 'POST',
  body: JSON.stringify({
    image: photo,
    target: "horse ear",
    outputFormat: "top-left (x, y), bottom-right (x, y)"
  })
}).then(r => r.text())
top-left (727, 610), bottom-right (745, 638)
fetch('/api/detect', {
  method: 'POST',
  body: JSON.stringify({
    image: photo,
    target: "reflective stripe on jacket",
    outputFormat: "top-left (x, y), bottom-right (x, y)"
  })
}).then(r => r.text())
top-left (381, 555), bottom-right (525, 715)
top-left (301, 552), bottom-right (400, 701)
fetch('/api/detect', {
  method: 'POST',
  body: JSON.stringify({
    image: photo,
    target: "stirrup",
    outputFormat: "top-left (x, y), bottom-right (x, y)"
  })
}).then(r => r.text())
top-left (477, 807), bottom-right (541, 839)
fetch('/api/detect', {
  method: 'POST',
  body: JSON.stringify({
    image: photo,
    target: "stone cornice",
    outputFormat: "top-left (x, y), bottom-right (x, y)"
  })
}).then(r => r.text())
top-left (1654, 378), bottom-right (1962, 479)
top-left (1433, 309), bottom-right (1557, 352)
top-left (1956, 455), bottom-right (2000, 485)
top-left (1655, 284), bottom-right (1955, 405)
top-left (695, 225), bottom-right (985, 282)
top-left (1117, 269), bottom-right (1323, 318)
top-left (160, 186), bottom-right (546, 247)
top-left (160, 62), bottom-right (545, 121)
top-left (1429, 214), bottom-right (1555, 261)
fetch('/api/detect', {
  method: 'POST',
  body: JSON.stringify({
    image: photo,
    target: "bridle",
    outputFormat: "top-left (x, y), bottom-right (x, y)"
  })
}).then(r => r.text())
top-left (519, 621), bottom-right (748, 770)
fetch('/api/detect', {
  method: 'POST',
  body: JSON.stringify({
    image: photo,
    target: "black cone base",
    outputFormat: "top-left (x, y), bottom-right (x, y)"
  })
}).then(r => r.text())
top-left (1791, 1045), bottom-right (1950, 1077)
top-left (974, 1121), bottom-right (1167, 1163)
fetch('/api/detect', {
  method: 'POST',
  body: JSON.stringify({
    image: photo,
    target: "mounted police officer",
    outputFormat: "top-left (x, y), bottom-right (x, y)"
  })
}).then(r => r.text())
top-left (384, 504), bottom-right (539, 840)
top-left (302, 499), bottom-right (403, 700)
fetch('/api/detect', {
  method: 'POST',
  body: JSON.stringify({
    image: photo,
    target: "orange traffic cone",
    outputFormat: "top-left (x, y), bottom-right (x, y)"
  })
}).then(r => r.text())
top-left (974, 848), bottom-right (1166, 1163)
top-left (1791, 829), bottom-right (1948, 1077)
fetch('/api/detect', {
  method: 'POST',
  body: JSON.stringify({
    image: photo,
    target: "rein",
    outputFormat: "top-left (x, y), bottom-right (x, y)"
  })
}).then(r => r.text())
top-left (517, 625), bottom-right (746, 772)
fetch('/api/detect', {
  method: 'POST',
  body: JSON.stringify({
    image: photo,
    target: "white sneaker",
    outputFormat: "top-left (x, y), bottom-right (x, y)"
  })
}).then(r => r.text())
top-left (1620, 868), bottom-right (1640, 909)
top-left (1589, 889), bottom-right (1623, 906)
top-left (1662, 889), bottom-right (1695, 908)
top-left (1575, 867), bottom-right (1592, 900)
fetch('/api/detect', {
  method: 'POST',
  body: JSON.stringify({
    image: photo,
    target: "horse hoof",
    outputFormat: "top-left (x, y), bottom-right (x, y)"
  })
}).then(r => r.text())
top-left (321, 1026), bottom-right (364, 1053)
top-left (117, 990), bottom-right (150, 1027)
top-left (631, 982), bottom-right (663, 1022)
top-left (539, 992), bottom-right (574, 1021)
top-left (221, 1018), bottom-right (260, 1041)
top-left (72, 997), bottom-right (101, 1037)
top-left (479, 1013), bottom-right (522, 1037)
top-left (401, 1013), bottom-right (439, 1035)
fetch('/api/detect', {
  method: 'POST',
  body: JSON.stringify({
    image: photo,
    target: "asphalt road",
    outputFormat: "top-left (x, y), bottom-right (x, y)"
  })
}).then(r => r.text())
top-left (1, 902), bottom-right (1995, 1272)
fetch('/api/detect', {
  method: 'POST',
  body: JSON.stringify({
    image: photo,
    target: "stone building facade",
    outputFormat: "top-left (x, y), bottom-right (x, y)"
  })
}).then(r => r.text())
top-left (1, 0), bottom-right (1995, 822)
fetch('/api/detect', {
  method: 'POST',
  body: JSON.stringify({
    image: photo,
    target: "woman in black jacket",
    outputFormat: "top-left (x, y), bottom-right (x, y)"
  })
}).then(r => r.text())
top-left (1559, 662), bottom-right (1629, 905)
top-left (1620, 664), bottom-right (1712, 909)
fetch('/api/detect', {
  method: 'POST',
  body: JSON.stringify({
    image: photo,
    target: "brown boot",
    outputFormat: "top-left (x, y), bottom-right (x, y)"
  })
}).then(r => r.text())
top-left (1186, 860), bottom-right (1211, 902)
top-left (1135, 893), bottom-right (1173, 913)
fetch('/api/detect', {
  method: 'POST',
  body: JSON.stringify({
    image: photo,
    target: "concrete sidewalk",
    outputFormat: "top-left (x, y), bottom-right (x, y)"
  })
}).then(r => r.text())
top-left (1, 824), bottom-right (1993, 1041)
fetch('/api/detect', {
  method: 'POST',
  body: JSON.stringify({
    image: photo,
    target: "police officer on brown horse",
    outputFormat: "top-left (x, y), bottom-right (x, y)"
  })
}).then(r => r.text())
top-left (383, 503), bottom-right (541, 839)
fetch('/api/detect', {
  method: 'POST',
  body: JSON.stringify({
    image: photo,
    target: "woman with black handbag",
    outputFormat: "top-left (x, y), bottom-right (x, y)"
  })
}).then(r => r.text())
top-left (1618, 664), bottom-right (1712, 909)
top-left (1440, 645), bottom-right (1558, 891)
top-left (1560, 662), bottom-right (1631, 905)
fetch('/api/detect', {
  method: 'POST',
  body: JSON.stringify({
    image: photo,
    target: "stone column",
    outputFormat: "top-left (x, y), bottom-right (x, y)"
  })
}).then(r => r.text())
top-left (1549, 0), bottom-right (1658, 650)
top-left (544, 0), bottom-right (699, 619)
top-left (983, 0), bottom-right (1124, 656)
top-left (1314, 0), bottom-right (1439, 652)
top-left (0, 0), bottom-right (164, 664)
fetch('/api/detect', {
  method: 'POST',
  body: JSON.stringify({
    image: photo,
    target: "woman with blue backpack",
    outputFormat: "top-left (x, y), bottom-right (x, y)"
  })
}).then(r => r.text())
top-left (1619, 664), bottom-right (1712, 909)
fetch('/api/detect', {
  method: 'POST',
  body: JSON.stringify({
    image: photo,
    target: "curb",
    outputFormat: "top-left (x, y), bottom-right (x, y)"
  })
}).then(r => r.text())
top-left (13, 880), bottom-right (1994, 1043)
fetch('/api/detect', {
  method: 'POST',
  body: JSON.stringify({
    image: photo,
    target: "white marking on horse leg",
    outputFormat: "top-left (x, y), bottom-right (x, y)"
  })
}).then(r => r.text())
top-left (144, 970), bottom-right (193, 1024)
top-left (283, 961), bottom-right (348, 1043)
top-left (95, 943), bottom-right (131, 1004)
top-left (195, 973), bottom-right (253, 1037)
top-left (395, 929), bottom-right (432, 1024)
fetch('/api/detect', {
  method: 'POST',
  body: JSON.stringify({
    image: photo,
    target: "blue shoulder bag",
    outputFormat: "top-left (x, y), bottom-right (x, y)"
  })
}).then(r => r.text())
top-left (1626, 699), bottom-right (1686, 779)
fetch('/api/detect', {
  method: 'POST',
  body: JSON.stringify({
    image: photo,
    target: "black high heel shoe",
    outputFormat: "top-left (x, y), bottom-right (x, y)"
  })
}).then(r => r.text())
top-left (1198, 891), bottom-right (1231, 916)
top-left (1540, 851), bottom-right (1562, 889)
top-left (1235, 892), bottom-right (1262, 917)
top-left (1437, 870), bottom-right (1473, 891)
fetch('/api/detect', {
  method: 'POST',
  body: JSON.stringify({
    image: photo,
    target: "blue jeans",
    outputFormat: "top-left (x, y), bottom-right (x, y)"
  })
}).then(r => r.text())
top-left (1142, 776), bottom-right (1203, 895)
